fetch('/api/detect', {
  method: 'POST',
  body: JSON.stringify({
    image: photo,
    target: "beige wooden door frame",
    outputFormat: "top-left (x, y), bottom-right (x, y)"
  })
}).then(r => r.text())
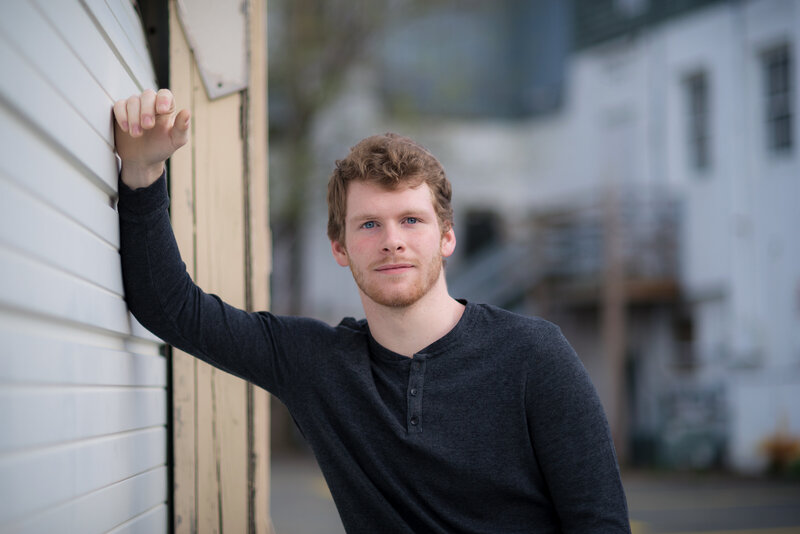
top-left (167, 0), bottom-right (271, 531)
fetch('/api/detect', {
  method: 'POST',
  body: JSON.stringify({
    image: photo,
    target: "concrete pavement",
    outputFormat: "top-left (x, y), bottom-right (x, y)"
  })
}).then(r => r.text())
top-left (271, 454), bottom-right (345, 534)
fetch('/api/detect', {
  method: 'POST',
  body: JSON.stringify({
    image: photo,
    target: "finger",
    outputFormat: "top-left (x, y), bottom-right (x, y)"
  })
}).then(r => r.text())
top-left (126, 95), bottom-right (142, 137)
top-left (171, 108), bottom-right (191, 148)
top-left (113, 99), bottom-right (129, 132)
top-left (155, 88), bottom-right (175, 116)
top-left (140, 89), bottom-right (157, 130)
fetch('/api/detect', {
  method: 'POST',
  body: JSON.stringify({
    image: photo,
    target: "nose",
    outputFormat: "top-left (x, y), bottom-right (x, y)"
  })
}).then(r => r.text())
top-left (381, 224), bottom-right (405, 253)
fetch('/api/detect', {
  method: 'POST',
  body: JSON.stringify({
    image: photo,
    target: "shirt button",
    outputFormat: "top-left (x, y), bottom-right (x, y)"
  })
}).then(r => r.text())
top-left (410, 388), bottom-right (418, 396)
top-left (410, 416), bottom-right (419, 426)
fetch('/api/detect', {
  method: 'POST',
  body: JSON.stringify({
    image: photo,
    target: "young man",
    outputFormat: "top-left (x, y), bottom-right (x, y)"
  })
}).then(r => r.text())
top-left (115, 90), bottom-right (631, 533)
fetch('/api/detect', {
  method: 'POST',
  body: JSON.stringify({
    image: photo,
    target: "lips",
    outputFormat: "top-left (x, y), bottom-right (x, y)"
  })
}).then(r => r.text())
top-left (374, 263), bottom-right (414, 274)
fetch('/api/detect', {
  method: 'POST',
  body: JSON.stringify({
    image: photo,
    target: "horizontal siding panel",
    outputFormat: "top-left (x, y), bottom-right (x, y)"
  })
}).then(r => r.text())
top-left (81, 0), bottom-right (157, 91)
top-left (105, 0), bottom-right (155, 79)
top-left (0, 427), bottom-right (166, 526)
top-left (0, 105), bottom-right (119, 249)
top-left (4, 467), bottom-right (167, 534)
top-left (0, 0), bottom-right (116, 147)
top-left (0, 175), bottom-right (123, 296)
top-left (0, 386), bottom-right (166, 452)
top-left (30, 0), bottom-right (142, 100)
top-left (0, 326), bottom-right (165, 387)
top-left (107, 505), bottom-right (168, 534)
top-left (0, 33), bottom-right (118, 194)
top-left (0, 245), bottom-right (131, 335)
top-left (0, 309), bottom-right (149, 354)
top-left (128, 322), bottom-right (164, 350)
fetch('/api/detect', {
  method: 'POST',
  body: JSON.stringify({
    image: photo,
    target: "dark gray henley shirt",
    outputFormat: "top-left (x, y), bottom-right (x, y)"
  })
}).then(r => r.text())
top-left (118, 175), bottom-right (630, 533)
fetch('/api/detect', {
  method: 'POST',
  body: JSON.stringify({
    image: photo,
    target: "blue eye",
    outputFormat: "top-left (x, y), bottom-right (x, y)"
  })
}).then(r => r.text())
top-left (362, 221), bottom-right (376, 229)
top-left (405, 217), bottom-right (418, 224)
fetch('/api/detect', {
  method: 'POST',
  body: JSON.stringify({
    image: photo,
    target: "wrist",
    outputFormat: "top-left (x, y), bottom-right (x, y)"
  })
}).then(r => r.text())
top-left (120, 161), bottom-right (165, 190)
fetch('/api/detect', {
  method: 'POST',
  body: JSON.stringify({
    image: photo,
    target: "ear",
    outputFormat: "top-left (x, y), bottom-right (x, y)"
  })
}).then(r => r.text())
top-left (331, 240), bottom-right (350, 267)
top-left (440, 226), bottom-right (456, 258)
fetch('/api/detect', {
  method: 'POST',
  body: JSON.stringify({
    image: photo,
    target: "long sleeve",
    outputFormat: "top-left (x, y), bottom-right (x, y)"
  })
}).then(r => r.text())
top-left (117, 174), bottom-right (320, 397)
top-left (525, 324), bottom-right (631, 533)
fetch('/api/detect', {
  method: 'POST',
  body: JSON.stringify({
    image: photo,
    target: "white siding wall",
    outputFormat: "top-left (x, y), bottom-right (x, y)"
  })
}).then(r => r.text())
top-left (0, 1), bottom-right (168, 532)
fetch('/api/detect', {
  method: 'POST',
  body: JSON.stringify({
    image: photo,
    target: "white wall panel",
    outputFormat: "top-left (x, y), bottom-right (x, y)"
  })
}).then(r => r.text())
top-left (0, 428), bottom-right (166, 524)
top-left (0, 106), bottom-right (120, 248)
top-left (0, 0), bottom-right (117, 144)
top-left (0, 0), bottom-right (167, 532)
top-left (0, 34), bottom-right (118, 193)
top-left (0, 387), bottom-right (166, 451)
top-left (0, 176), bottom-right (123, 295)
top-left (107, 506), bottom-right (169, 534)
top-left (0, 245), bottom-right (131, 333)
top-left (4, 468), bottom-right (167, 534)
top-left (81, 0), bottom-right (158, 91)
top-left (30, 0), bottom-right (142, 98)
top-left (1, 319), bottom-right (164, 386)
top-left (102, 0), bottom-right (156, 74)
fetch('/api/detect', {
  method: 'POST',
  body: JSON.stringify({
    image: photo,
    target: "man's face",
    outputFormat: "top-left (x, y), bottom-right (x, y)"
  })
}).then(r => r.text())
top-left (331, 180), bottom-right (455, 308)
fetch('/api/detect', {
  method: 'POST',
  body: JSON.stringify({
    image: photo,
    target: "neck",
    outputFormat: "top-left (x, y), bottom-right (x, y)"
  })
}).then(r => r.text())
top-left (361, 277), bottom-right (465, 357)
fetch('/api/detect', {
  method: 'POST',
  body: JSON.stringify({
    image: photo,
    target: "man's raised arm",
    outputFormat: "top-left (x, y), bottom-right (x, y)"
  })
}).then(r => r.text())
top-left (113, 89), bottom-right (190, 189)
top-left (113, 90), bottom-right (293, 393)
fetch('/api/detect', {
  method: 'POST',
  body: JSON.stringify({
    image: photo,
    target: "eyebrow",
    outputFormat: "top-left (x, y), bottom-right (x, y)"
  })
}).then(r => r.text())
top-left (348, 210), bottom-right (429, 223)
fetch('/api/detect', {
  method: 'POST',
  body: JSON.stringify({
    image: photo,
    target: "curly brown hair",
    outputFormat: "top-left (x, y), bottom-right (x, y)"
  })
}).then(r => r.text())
top-left (327, 133), bottom-right (453, 245)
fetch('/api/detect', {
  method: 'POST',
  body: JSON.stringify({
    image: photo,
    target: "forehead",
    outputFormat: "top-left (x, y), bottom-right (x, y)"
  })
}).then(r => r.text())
top-left (345, 180), bottom-right (436, 219)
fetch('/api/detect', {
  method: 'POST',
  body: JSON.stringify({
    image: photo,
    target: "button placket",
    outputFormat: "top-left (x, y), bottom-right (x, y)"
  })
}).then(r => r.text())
top-left (407, 355), bottom-right (426, 433)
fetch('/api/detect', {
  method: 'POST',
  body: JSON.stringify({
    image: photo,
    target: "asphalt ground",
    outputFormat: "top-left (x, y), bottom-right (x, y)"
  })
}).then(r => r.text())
top-left (270, 454), bottom-right (800, 534)
top-left (624, 470), bottom-right (800, 534)
top-left (270, 454), bottom-right (344, 534)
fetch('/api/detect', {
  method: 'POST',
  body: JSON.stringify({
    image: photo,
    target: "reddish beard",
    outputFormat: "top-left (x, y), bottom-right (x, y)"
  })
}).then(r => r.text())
top-left (349, 253), bottom-right (444, 308)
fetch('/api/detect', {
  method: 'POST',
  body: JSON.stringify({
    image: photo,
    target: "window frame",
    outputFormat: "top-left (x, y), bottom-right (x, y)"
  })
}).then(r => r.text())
top-left (761, 42), bottom-right (794, 154)
top-left (683, 69), bottom-right (712, 172)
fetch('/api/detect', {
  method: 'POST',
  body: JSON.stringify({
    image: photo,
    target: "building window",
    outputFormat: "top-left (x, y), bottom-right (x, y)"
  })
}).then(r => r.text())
top-left (463, 209), bottom-right (501, 258)
top-left (762, 43), bottom-right (793, 153)
top-left (685, 71), bottom-right (710, 171)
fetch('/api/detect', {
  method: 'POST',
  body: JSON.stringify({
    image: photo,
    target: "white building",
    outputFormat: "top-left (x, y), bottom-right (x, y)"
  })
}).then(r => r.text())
top-left (278, 0), bottom-right (800, 473)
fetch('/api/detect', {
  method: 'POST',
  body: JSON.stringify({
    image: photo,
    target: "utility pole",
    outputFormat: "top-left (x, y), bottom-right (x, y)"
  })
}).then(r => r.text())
top-left (602, 183), bottom-right (628, 464)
